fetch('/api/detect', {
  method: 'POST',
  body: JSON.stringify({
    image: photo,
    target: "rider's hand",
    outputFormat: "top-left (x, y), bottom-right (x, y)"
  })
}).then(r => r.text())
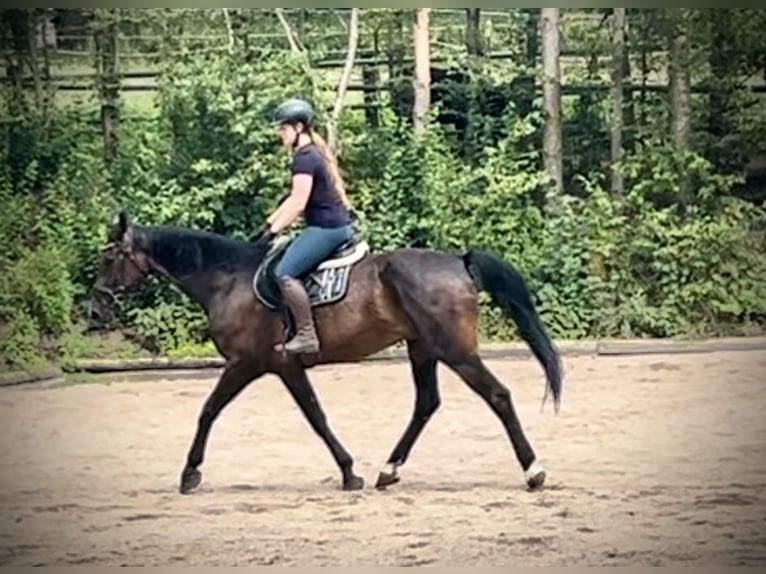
top-left (249, 223), bottom-right (274, 243)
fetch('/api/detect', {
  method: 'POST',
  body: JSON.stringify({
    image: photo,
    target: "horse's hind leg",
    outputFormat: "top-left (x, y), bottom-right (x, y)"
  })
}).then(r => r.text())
top-left (379, 253), bottom-right (543, 488)
top-left (445, 353), bottom-right (546, 490)
top-left (375, 340), bottom-right (439, 489)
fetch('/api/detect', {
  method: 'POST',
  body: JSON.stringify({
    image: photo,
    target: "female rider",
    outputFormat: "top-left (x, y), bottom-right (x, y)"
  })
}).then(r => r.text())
top-left (255, 98), bottom-right (354, 355)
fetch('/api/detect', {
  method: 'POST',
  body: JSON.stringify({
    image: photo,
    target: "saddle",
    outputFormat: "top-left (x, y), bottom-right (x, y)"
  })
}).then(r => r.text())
top-left (252, 232), bottom-right (370, 315)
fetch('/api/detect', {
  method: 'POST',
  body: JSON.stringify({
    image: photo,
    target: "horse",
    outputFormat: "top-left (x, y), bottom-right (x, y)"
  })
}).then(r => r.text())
top-left (90, 211), bottom-right (563, 495)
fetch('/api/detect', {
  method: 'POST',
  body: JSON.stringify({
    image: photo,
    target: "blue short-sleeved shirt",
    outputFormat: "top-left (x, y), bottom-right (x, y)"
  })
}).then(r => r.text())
top-left (291, 145), bottom-right (351, 228)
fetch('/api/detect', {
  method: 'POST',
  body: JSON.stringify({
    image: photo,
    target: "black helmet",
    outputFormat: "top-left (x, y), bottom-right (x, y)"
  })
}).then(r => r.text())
top-left (273, 97), bottom-right (314, 127)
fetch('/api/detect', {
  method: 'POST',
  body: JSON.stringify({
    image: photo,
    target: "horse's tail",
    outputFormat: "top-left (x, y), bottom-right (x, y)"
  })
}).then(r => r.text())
top-left (462, 249), bottom-right (563, 412)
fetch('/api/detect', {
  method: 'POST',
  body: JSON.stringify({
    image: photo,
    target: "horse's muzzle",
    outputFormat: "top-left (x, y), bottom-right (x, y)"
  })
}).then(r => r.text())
top-left (87, 284), bottom-right (123, 326)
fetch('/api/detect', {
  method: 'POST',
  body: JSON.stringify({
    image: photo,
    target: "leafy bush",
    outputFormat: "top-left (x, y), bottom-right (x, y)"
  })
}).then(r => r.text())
top-left (0, 113), bottom-right (111, 370)
top-left (2, 24), bottom-right (765, 371)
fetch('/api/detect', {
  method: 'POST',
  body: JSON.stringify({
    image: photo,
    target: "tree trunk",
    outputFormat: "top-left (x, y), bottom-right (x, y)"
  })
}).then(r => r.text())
top-left (541, 8), bottom-right (563, 197)
top-left (95, 11), bottom-right (119, 166)
top-left (668, 9), bottom-right (690, 153)
top-left (707, 9), bottom-right (737, 172)
top-left (2, 9), bottom-right (30, 118)
top-left (26, 10), bottom-right (44, 118)
top-left (362, 65), bottom-right (379, 128)
top-left (387, 10), bottom-right (408, 121)
top-left (362, 25), bottom-right (380, 128)
top-left (412, 8), bottom-right (431, 137)
top-left (513, 8), bottom-right (538, 120)
top-left (41, 10), bottom-right (53, 131)
top-left (610, 8), bottom-right (625, 196)
top-left (327, 8), bottom-right (360, 154)
top-left (622, 11), bottom-right (635, 155)
top-left (638, 12), bottom-right (649, 128)
top-left (667, 8), bottom-right (691, 206)
top-left (525, 8), bottom-right (538, 67)
top-left (465, 8), bottom-right (482, 56)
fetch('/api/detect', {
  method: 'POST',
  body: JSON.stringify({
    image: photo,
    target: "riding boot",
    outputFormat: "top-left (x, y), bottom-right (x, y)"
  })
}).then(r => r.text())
top-left (276, 277), bottom-right (320, 354)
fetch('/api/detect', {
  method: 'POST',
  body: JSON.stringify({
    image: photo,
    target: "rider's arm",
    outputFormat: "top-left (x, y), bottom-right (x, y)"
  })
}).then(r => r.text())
top-left (249, 195), bottom-right (287, 240)
top-left (268, 174), bottom-right (312, 234)
top-left (266, 195), bottom-right (289, 226)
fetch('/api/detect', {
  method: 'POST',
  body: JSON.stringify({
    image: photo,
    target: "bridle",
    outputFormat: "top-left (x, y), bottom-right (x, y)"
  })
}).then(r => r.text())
top-left (93, 239), bottom-right (152, 305)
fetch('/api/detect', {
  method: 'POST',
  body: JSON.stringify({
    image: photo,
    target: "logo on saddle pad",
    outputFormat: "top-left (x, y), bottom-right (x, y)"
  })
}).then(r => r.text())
top-left (252, 235), bottom-right (370, 312)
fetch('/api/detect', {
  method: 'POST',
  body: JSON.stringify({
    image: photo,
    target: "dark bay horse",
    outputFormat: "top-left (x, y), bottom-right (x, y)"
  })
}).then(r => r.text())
top-left (92, 211), bottom-right (563, 494)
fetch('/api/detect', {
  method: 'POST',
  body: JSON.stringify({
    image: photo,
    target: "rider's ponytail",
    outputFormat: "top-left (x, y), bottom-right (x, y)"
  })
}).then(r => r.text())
top-left (309, 130), bottom-right (350, 209)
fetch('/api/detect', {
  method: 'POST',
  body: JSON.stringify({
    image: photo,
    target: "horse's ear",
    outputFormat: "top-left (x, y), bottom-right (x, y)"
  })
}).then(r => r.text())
top-left (118, 210), bottom-right (129, 234)
top-left (111, 210), bottom-right (133, 246)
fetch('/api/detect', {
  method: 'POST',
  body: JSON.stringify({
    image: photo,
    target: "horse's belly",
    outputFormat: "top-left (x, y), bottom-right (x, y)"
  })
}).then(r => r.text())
top-left (310, 265), bottom-right (412, 363)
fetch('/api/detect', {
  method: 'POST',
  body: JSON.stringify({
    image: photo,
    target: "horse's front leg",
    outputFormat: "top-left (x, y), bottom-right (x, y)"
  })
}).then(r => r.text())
top-left (278, 362), bottom-right (364, 491)
top-left (179, 360), bottom-right (263, 494)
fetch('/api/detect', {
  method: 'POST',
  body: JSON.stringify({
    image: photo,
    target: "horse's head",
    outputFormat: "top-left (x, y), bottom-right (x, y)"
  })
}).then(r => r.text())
top-left (90, 211), bottom-right (151, 323)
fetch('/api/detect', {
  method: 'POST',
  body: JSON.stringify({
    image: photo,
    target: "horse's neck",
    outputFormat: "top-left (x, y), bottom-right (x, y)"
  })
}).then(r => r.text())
top-left (142, 229), bottom-right (256, 314)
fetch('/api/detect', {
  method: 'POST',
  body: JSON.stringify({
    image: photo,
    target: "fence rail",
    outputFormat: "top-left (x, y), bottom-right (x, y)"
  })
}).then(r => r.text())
top-left (3, 72), bottom-right (765, 96)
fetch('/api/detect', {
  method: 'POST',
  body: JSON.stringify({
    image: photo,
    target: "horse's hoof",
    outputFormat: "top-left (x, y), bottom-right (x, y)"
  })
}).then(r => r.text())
top-left (179, 467), bottom-right (202, 494)
top-left (525, 461), bottom-right (546, 491)
top-left (343, 475), bottom-right (365, 491)
top-left (375, 470), bottom-right (400, 490)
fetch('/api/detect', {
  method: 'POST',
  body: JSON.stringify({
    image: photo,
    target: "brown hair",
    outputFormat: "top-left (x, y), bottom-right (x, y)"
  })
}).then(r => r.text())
top-left (308, 129), bottom-right (350, 209)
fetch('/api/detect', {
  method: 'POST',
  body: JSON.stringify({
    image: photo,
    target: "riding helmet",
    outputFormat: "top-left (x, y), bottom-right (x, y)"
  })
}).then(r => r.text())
top-left (273, 98), bottom-right (315, 127)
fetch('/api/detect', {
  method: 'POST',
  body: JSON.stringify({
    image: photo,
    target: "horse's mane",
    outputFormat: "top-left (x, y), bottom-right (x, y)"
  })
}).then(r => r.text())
top-left (138, 224), bottom-right (270, 277)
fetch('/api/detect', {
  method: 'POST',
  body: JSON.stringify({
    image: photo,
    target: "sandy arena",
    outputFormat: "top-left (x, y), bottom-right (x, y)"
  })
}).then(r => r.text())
top-left (1, 349), bottom-right (765, 566)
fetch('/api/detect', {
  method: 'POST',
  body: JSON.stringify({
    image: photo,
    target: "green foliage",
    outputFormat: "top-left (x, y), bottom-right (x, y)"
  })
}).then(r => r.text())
top-left (125, 296), bottom-right (209, 354)
top-left (343, 110), bottom-right (435, 250)
top-left (542, 144), bottom-right (766, 339)
top-left (2, 8), bottom-right (765, 372)
top-left (0, 111), bottom-right (111, 371)
top-left (102, 46), bottom-right (317, 350)
top-left (0, 308), bottom-right (46, 373)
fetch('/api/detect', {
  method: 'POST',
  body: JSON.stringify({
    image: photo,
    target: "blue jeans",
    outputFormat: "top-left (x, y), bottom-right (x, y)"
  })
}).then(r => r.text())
top-left (275, 224), bottom-right (354, 280)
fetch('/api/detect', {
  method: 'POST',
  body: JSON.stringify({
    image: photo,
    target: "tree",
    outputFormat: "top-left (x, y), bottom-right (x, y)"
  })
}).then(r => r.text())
top-left (668, 9), bottom-right (691, 153)
top-left (541, 7), bottom-right (563, 197)
top-left (610, 8), bottom-right (626, 195)
top-left (667, 8), bottom-right (691, 203)
top-left (93, 9), bottom-right (120, 166)
top-left (412, 8), bottom-right (430, 136)
top-left (327, 8), bottom-right (360, 154)
top-left (465, 8), bottom-right (482, 56)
